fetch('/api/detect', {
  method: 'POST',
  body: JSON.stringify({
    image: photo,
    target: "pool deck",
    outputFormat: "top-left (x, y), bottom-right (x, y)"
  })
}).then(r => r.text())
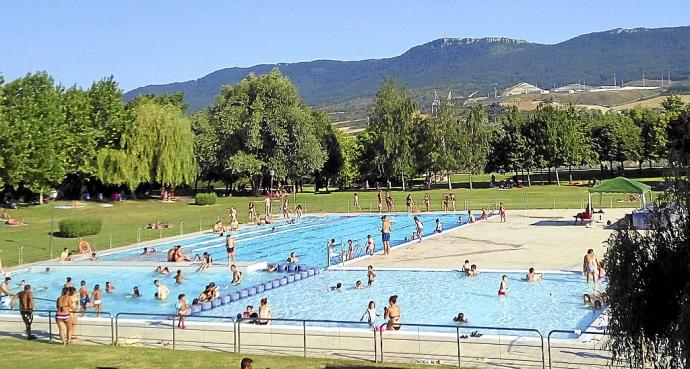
top-left (346, 208), bottom-right (633, 271)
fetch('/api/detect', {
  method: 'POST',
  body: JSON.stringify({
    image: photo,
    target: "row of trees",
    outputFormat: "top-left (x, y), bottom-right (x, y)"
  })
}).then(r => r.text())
top-left (0, 72), bottom-right (196, 199)
top-left (1, 70), bottom-right (688, 199)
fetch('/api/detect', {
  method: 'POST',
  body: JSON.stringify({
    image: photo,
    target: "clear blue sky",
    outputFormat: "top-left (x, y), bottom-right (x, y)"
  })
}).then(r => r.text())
top-left (2, 0), bottom-right (689, 91)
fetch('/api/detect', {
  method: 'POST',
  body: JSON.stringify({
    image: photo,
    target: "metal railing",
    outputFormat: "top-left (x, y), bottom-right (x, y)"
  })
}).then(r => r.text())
top-left (377, 322), bottom-right (545, 368)
top-left (0, 307), bottom-right (632, 368)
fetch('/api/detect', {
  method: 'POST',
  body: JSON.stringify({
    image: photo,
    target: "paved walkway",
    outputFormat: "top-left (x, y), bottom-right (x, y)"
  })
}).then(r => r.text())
top-left (348, 208), bottom-right (633, 271)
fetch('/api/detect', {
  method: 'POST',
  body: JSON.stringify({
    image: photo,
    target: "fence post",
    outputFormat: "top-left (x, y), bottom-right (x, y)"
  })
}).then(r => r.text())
top-left (109, 232), bottom-right (112, 249)
top-left (48, 310), bottom-right (53, 343)
top-left (137, 228), bottom-right (142, 243)
top-left (159, 228), bottom-right (162, 239)
top-left (110, 315), bottom-right (115, 346)
top-left (456, 326), bottom-right (461, 367)
top-left (19, 246), bottom-right (23, 265)
top-left (373, 326), bottom-right (378, 363)
top-left (303, 320), bottom-right (307, 357)
top-left (199, 217), bottom-right (202, 232)
top-left (172, 316), bottom-right (176, 350)
top-left (236, 320), bottom-right (241, 353)
top-left (179, 221), bottom-right (184, 236)
top-left (369, 201), bottom-right (372, 213)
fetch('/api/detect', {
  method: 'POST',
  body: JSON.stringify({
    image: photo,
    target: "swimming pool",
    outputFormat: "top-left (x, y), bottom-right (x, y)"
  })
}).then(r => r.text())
top-left (208, 270), bottom-right (605, 334)
top-left (99, 213), bottom-right (475, 267)
top-left (1, 265), bottom-right (277, 315)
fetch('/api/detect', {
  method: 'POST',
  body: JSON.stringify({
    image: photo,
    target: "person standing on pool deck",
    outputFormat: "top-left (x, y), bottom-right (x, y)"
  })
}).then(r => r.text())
top-left (176, 294), bottom-right (188, 329)
top-left (414, 216), bottom-right (424, 242)
top-left (423, 193), bottom-right (430, 212)
top-left (384, 295), bottom-right (401, 330)
top-left (175, 270), bottom-right (184, 285)
top-left (583, 249), bottom-right (599, 283)
top-left (263, 196), bottom-right (271, 217)
top-left (366, 235), bottom-right (376, 255)
top-left (376, 190), bottom-right (383, 212)
top-left (499, 202), bottom-right (506, 222)
top-left (405, 194), bottom-right (414, 213)
top-left (353, 193), bottom-right (361, 211)
top-left (55, 287), bottom-right (72, 345)
top-left (226, 235), bottom-right (236, 266)
top-left (17, 284), bottom-right (36, 340)
top-left (450, 193), bottom-right (457, 212)
top-left (91, 284), bottom-right (102, 318)
top-left (381, 216), bottom-right (392, 255)
top-left (498, 275), bottom-right (508, 296)
top-left (154, 280), bottom-right (169, 300)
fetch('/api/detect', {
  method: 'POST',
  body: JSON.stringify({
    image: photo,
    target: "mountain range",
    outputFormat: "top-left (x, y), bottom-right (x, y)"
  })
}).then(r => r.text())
top-left (124, 26), bottom-right (690, 112)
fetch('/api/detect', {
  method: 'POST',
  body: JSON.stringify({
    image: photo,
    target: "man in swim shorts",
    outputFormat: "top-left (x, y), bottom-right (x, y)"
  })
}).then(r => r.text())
top-left (91, 284), bottom-right (102, 317)
top-left (154, 280), bottom-right (169, 300)
top-left (381, 216), bottom-right (392, 255)
top-left (226, 236), bottom-right (236, 266)
top-left (0, 277), bottom-right (12, 307)
top-left (583, 249), bottom-right (599, 283)
top-left (17, 284), bottom-right (36, 340)
top-left (78, 281), bottom-right (90, 315)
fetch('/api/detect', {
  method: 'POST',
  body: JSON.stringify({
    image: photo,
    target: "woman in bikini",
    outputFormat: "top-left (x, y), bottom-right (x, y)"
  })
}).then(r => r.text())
top-left (55, 287), bottom-right (73, 345)
top-left (384, 295), bottom-right (401, 331)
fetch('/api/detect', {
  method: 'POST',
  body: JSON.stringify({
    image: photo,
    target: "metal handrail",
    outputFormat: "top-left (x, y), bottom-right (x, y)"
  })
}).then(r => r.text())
top-left (378, 322), bottom-right (545, 369)
top-left (0, 308), bottom-right (114, 344)
top-left (547, 329), bottom-right (611, 369)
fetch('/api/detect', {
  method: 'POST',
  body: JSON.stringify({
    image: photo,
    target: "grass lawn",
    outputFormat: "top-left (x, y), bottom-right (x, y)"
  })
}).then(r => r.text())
top-left (0, 175), bottom-right (661, 268)
top-left (0, 338), bottom-right (456, 369)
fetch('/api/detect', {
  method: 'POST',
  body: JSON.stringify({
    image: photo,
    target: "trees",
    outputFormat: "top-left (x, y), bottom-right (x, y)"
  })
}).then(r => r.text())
top-left (459, 105), bottom-right (492, 189)
top-left (590, 111), bottom-right (642, 175)
top-left (97, 101), bottom-right (197, 190)
top-left (0, 73), bottom-right (67, 195)
top-left (207, 69), bottom-right (326, 194)
top-left (366, 79), bottom-right (418, 189)
top-left (604, 106), bottom-right (690, 368)
top-left (414, 101), bottom-right (460, 189)
top-left (626, 105), bottom-right (667, 173)
top-left (88, 76), bottom-right (128, 149)
top-left (191, 110), bottom-right (220, 191)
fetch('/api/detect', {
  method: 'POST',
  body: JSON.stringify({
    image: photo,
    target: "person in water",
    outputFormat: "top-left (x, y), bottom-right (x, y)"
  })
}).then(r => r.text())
top-left (367, 265), bottom-right (377, 285)
top-left (384, 295), bottom-right (401, 331)
top-left (453, 313), bottom-right (468, 323)
top-left (231, 264), bottom-right (243, 285)
top-left (360, 300), bottom-right (380, 328)
top-left (498, 275), bottom-right (508, 297)
top-left (434, 218), bottom-right (443, 233)
top-left (354, 280), bottom-right (363, 289)
top-left (329, 283), bottom-right (342, 291)
top-left (526, 267), bottom-right (543, 282)
top-left (583, 249), bottom-right (599, 283)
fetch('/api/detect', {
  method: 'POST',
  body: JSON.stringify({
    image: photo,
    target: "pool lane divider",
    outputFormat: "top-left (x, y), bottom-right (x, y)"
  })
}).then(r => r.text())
top-left (189, 264), bottom-right (323, 315)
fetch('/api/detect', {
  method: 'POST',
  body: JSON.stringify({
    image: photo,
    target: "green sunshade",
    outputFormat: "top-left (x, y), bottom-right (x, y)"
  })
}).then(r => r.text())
top-left (588, 176), bottom-right (651, 195)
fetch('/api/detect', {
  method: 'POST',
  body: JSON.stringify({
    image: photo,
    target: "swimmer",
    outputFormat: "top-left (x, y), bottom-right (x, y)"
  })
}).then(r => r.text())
top-left (329, 283), bottom-right (342, 291)
top-left (105, 282), bottom-right (115, 293)
top-left (91, 284), bottom-right (102, 317)
top-left (154, 280), bottom-right (169, 300)
top-left (413, 216), bottom-right (423, 242)
top-left (155, 266), bottom-right (163, 274)
top-left (327, 239), bottom-right (338, 259)
top-left (226, 236), bottom-right (236, 266)
top-left (231, 264), bottom-right (243, 285)
top-left (78, 281), bottom-right (90, 315)
top-left (175, 270), bottom-right (184, 285)
top-left (453, 313), bottom-right (468, 323)
top-left (347, 239), bottom-right (354, 260)
top-left (498, 275), bottom-right (508, 297)
top-left (0, 277), bottom-right (13, 307)
top-left (365, 235), bottom-right (376, 255)
top-left (59, 248), bottom-right (70, 261)
top-left (286, 252), bottom-right (298, 263)
top-left (360, 301), bottom-right (380, 327)
top-left (176, 294), bottom-right (189, 329)
top-left (583, 294), bottom-right (603, 309)
top-left (44, 267), bottom-right (50, 273)
top-left (354, 280), bottom-right (363, 289)
top-left (384, 295), bottom-right (401, 331)
top-left (367, 265), bottom-right (376, 285)
top-left (467, 264), bottom-right (480, 277)
top-left (199, 252), bottom-right (213, 272)
top-left (583, 249), bottom-right (599, 283)
top-left (127, 286), bottom-right (141, 298)
top-left (598, 261), bottom-right (606, 281)
top-left (434, 219), bottom-right (443, 233)
top-left (162, 267), bottom-right (170, 276)
top-left (89, 252), bottom-right (98, 261)
top-left (462, 260), bottom-right (471, 274)
top-left (266, 264), bottom-right (278, 273)
top-left (467, 210), bottom-right (476, 223)
top-left (63, 277), bottom-right (73, 289)
top-left (526, 267), bottom-right (543, 282)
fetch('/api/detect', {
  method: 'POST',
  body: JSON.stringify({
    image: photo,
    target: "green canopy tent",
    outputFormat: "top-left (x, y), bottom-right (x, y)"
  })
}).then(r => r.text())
top-left (588, 176), bottom-right (652, 210)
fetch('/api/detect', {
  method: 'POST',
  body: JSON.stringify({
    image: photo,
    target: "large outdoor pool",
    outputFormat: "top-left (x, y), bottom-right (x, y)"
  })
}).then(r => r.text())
top-left (98, 213), bottom-right (474, 267)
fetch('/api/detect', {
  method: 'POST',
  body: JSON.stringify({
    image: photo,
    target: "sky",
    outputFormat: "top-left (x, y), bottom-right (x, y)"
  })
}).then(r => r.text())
top-left (2, 1), bottom-right (689, 91)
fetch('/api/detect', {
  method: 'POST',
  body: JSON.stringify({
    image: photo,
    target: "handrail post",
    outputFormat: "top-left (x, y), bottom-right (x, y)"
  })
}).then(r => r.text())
top-left (172, 316), bottom-right (176, 350)
top-left (547, 331), bottom-right (553, 369)
top-left (48, 310), bottom-right (53, 343)
top-left (456, 326), bottom-right (461, 367)
top-left (379, 323), bottom-right (385, 362)
top-left (233, 319), bottom-right (237, 353)
top-left (302, 320), bottom-right (307, 357)
top-left (373, 326), bottom-right (377, 363)
top-left (110, 315), bottom-right (115, 345)
top-left (114, 314), bottom-right (119, 345)
top-left (237, 318), bottom-right (241, 353)
top-left (539, 331), bottom-right (546, 369)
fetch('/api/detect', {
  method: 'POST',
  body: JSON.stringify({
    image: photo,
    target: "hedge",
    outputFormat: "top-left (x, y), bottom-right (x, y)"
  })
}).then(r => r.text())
top-left (195, 192), bottom-right (217, 206)
top-left (58, 218), bottom-right (102, 237)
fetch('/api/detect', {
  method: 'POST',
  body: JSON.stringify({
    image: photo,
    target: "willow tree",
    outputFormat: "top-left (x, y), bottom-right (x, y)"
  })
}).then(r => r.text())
top-left (97, 101), bottom-right (196, 190)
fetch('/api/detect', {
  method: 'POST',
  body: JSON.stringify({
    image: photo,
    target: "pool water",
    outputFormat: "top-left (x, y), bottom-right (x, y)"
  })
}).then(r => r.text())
top-left (99, 213), bottom-right (475, 267)
top-left (2, 265), bottom-right (277, 315)
top-left (209, 270), bottom-right (605, 334)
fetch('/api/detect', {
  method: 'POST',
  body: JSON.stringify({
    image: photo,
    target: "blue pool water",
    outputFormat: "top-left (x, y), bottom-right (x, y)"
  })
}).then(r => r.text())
top-left (99, 213), bottom-right (474, 267)
top-left (2, 265), bottom-right (277, 315)
top-left (209, 270), bottom-right (605, 334)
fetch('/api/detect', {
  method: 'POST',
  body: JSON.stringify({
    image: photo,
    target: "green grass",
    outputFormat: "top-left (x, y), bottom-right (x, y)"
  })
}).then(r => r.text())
top-left (0, 176), bottom-right (661, 268)
top-left (0, 338), bottom-right (455, 369)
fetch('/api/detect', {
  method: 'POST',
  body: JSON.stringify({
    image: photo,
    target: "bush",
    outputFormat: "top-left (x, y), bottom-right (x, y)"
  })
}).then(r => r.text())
top-left (58, 218), bottom-right (102, 237)
top-left (195, 192), bottom-right (217, 206)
